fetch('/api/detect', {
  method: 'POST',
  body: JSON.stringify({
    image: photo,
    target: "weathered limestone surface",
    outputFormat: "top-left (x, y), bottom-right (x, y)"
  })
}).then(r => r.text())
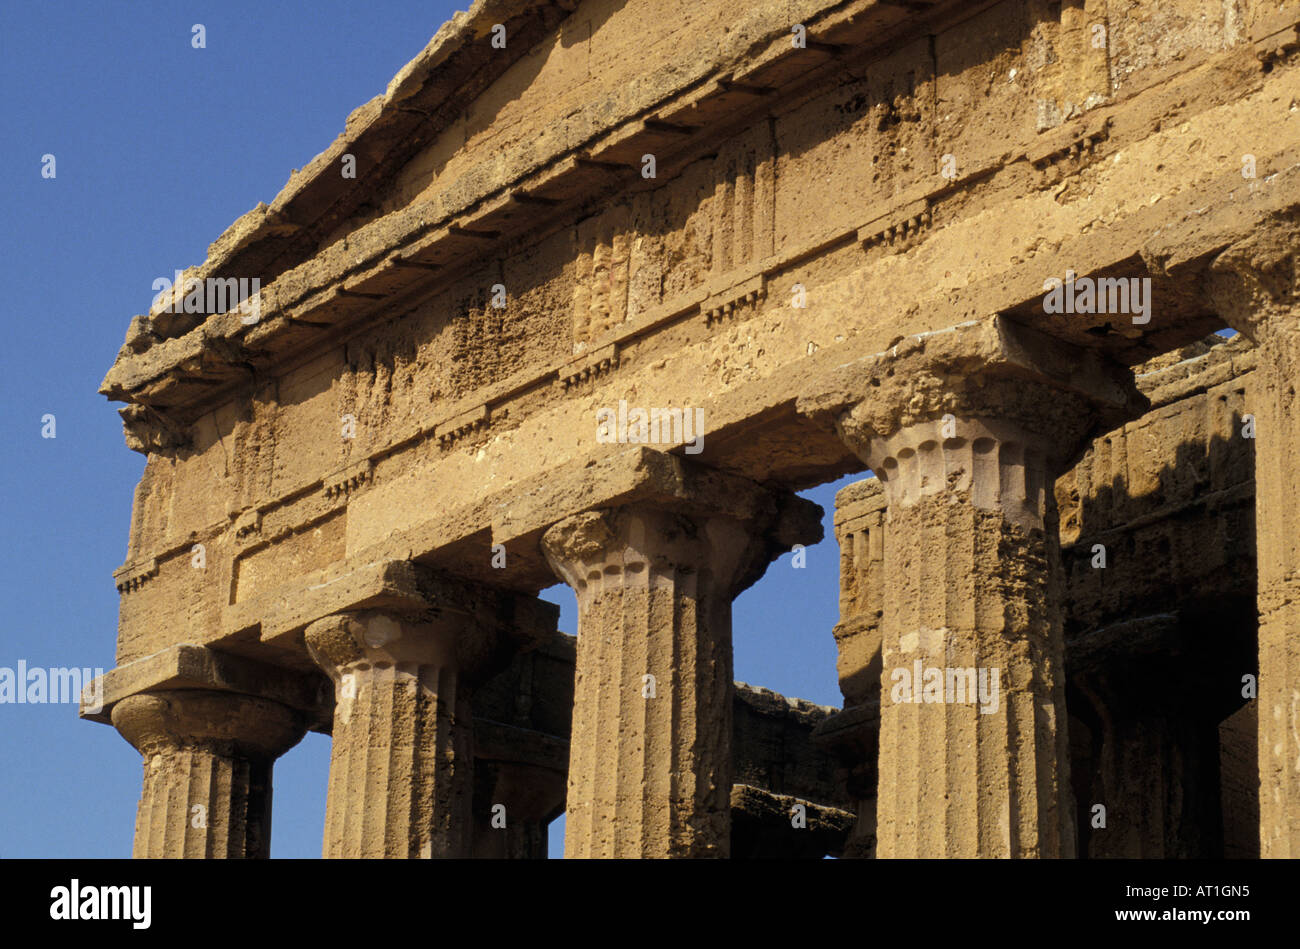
top-left (112, 690), bottom-right (305, 858)
top-left (1061, 335), bottom-right (1258, 858)
top-left (1059, 334), bottom-right (1257, 638)
top-left (730, 684), bottom-right (855, 857)
top-left (800, 318), bottom-right (1142, 857)
top-left (830, 479), bottom-right (886, 712)
top-left (470, 631), bottom-right (575, 857)
top-left (88, 0), bottom-right (1300, 857)
top-left (541, 465), bottom-right (821, 857)
top-left (90, 635), bottom-right (852, 858)
top-left (474, 635), bottom-right (853, 857)
top-left (1208, 222), bottom-right (1300, 858)
top-left (729, 785), bottom-right (855, 858)
top-left (304, 572), bottom-right (558, 858)
top-left (306, 611), bottom-right (478, 858)
top-left (823, 335), bottom-right (1264, 859)
top-left (819, 478), bottom-right (885, 858)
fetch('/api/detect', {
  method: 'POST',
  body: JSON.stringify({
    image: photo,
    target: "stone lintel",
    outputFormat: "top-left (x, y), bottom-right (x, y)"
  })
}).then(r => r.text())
top-left (810, 702), bottom-right (881, 758)
top-left (733, 683), bottom-right (850, 811)
top-left (728, 785), bottom-right (856, 859)
top-left (214, 558), bottom-right (559, 684)
top-left (1145, 146), bottom-right (1300, 287)
top-left (495, 445), bottom-right (813, 541)
top-left (1207, 215), bottom-right (1300, 336)
top-left (224, 558), bottom-right (429, 652)
top-left (1132, 333), bottom-right (1255, 409)
top-left (79, 642), bottom-right (328, 727)
top-left (336, 445), bottom-right (823, 596)
top-left (473, 719), bottom-right (570, 774)
top-left (798, 314), bottom-right (1147, 453)
top-left (491, 446), bottom-right (824, 590)
top-left (1064, 613), bottom-right (1182, 680)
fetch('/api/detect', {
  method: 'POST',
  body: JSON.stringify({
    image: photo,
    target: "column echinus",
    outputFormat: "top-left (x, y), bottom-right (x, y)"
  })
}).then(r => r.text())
top-left (1208, 223), bottom-right (1300, 858)
top-left (111, 689), bottom-right (306, 858)
top-left (799, 316), bottom-right (1145, 858)
top-left (304, 568), bottom-right (557, 858)
top-left (541, 454), bottom-right (823, 858)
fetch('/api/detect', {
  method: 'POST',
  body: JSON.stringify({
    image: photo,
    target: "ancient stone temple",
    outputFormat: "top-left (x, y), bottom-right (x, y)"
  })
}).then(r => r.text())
top-left (85, 0), bottom-right (1300, 858)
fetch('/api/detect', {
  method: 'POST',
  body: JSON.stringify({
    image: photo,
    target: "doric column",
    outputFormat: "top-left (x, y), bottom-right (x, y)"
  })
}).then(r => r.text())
top-left (541, 462), bottom-right (821, 858)
top-left (863, 414), bottom-right (1075, 857)
top-left (470, 632), bottom-right (573, 858)
top-left (801, 317), bottom-right (1143, 858)
top-left (812, 704), bottom-right (880, 859)
top-left (1068, 648), bottom-right (1225, 858)
top-left (1209, 228), bottom-right (1300, 858)
top-left (827, 477), bottom-right (886, 858)
top-left (305, 574), bottom-right (557, 859)
top-left (832, 477), bottom-right (886, 710)
top-left (111, 689), bottom-right (306, 858)
top-left (306, 610), bottom-right (473, 858)
top-left (471, 759), bottom-right (566, 858)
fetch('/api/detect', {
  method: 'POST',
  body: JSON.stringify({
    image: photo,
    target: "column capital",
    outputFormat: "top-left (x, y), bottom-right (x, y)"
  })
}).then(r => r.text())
top-left (304, 569), bottom-right (558, 688)
top-left (81, 642), bottom-right (329, 728)
top-left (1207, 219), bottom-right (1300, 338)
top-left (799, 320), bottom-right (1110, 857)
top-left (110, 689), bottom-right (305, 859)
top-left (304, 610), bottom-right (455, 677)
top-left (542, 506), bottom-right (762, 605)
top-left (541, 459), bottom-right (822, 604)
top-left (111, 689), bottom-right (305, 762)
top-left (303, 581), bottom-right (558, 858)
top-left (798, 317), bottom-right (1144, 526)
top-left (804, 317), bottom-right (1141, 459)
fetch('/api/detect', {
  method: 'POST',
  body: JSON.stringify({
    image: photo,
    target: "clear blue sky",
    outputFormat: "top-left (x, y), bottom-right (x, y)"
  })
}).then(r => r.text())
top-left (0, 1), bottom-right (855, 858)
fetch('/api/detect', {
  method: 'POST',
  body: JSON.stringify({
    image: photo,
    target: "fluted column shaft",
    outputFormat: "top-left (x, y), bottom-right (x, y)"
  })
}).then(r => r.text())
top-left (1071, 665), bottom-right (1220, 858)
top-left (472, 761), bottom-right (566, 858)
top-left (541, 484), bottom-right (828, 861)
top-left (112, 689), bottom-right (305, 858)
top-left (1251, 323), bottom-right (1300, 857)
top-left (860, 417), bottom-right (1074, 857)
top-left (1210, 235), bottom-right (1300, 857)
top-left (306, 577), bottom-right (557, 859)
top-left (544, 506), bottom-right (755, 858)
top-left (829, 477), bottom-right (887, 858)
top-left (306, 610), bottom-right (473, 858)
top-left (801, 318), bottom-right (1142, 857)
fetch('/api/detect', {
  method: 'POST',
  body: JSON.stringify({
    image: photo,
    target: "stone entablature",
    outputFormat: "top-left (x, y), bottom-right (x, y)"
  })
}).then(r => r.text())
top-left (109, 22), bottom-right (1300, 666)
